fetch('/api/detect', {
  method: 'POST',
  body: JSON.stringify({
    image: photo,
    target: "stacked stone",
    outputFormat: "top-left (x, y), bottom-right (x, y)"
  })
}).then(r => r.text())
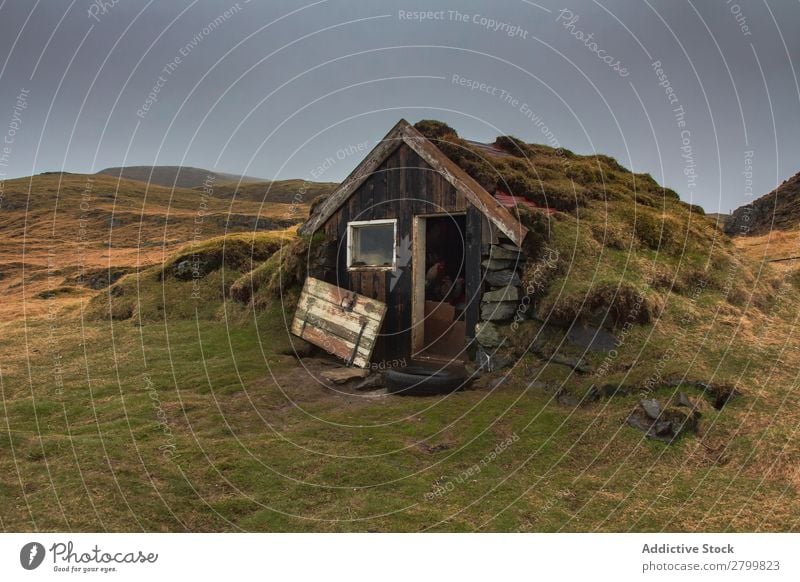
top-left (479, 243), bottom-right (526, 322)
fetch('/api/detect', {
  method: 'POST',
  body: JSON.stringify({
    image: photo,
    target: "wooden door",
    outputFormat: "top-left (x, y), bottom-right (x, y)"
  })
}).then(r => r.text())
top-left (291, 277), bottom-right (387, 368)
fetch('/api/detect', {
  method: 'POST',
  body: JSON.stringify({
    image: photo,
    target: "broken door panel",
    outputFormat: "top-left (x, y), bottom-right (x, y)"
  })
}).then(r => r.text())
top-left (290, 277), bottom-right (387, 368)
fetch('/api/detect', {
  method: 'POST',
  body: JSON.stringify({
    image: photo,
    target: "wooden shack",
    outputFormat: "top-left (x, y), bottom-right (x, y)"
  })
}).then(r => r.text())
top-left (298, 119), bottom-right (530, 365)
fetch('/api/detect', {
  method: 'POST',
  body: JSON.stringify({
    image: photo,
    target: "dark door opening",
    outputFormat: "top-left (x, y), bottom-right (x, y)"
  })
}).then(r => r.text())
top-left (412, 214), bottom-right (467, 361)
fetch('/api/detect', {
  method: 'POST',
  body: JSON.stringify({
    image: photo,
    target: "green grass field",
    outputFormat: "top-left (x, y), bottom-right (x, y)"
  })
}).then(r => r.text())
top-left (1, 285), bottom-right (798, 532)
top-left (2, 152), bottom-right (799, 532)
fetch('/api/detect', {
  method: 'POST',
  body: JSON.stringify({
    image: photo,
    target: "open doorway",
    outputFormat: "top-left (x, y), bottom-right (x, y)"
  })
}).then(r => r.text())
top-left (411, 214), bottom-right (467, 361)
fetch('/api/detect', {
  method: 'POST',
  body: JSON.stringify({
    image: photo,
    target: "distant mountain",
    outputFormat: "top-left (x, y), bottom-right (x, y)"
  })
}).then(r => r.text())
top-left (95, 165), bottom-right (337, 205)
top-left (726, 171), bottom-right (800, 236)
top-left (96, 166), bottom-right (266, 189)
top-left (209, 179), bottom-right (336, 204)
top-left (0, 172), bottom-right (303, 249)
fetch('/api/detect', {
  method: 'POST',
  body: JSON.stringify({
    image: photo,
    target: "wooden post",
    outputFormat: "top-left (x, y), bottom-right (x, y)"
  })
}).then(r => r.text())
top-left (465, 205), bottom-right (482, 344)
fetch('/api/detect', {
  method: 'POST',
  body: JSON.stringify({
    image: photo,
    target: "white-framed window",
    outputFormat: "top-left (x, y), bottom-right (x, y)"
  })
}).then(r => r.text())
top-left (347, 219), bottom-right (397, 270)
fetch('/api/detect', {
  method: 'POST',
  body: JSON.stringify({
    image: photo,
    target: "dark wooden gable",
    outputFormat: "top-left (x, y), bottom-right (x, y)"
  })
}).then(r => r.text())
top-left (301, 118), bottom-right (528, 246)
top-left (320, 143), bottom-right (469, 361)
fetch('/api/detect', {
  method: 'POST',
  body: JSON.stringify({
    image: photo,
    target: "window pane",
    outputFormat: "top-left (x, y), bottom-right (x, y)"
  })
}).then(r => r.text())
top-left (351, 223), bottom-right (394, 267)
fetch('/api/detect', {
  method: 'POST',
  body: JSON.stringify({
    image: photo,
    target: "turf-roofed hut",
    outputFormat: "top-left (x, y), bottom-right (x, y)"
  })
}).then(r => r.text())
top-left (298, 119), bottom-right (532, 365)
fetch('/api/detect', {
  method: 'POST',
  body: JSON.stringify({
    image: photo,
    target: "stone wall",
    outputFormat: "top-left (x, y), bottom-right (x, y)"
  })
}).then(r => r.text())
top-left (473, 241), bottom-right (527, 369)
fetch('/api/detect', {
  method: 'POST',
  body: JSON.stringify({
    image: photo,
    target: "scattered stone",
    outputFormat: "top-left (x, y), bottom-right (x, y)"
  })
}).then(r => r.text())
top-left (475, 321), bottom-right (504, 348)
top-left (481, 258), bottom-right (516, 271)
top-left (557, 388), bottom-right (580, 407)
top-left (640, 398), bottom-right (662, 419)
top-left (354, 373), bottom-right (384, 391)
top-left (475, 347), bottom-right (511, 372)
top-left (174, 260), bottom-right (193, 279)
top-left (280, 337), bottom-right (315, 358)
top-left (480, 301), bottom-right (517, 321)
top-left (500, 242), bottom-right (526, 253)
top-left (172, 254), bottom-right (222, 280)
top-left (482, 285), bottom-right (522, 303)
top-left (582, 385), bottom-right (600, 403)
top-left (675, 392), bottom-right (694, 409)
top-left (489, 245), bottom-right (525, 261)
top-left (485, 270), bottom-right (521, 287)
top-left (64, 267), bottom-right (130, 290)
top-left (548, 353), bottom-right (592, 374)
top-left (566, 324), bottom-right (618, 353)
top-left (320, 367), bottom-right (370, 384)
top-left (626, 400), bottom-right (701, 444)
top-left (90, 270), bottom-right (125, 290)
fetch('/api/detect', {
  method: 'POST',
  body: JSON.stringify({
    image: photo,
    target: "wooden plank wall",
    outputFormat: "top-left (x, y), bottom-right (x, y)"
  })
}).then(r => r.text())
top-left (321, 143), bottom-right (469, 362)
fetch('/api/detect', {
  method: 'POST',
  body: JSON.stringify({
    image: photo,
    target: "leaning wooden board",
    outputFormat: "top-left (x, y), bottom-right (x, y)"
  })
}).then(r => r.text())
top-left (290, 277), bottom-right (387, 368)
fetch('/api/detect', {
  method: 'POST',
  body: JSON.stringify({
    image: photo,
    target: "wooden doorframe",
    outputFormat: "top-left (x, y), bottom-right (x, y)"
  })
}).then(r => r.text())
top-left (410, 212), bottom-right (466, 356)
top-left (411, 215), bottom-right (426, 355)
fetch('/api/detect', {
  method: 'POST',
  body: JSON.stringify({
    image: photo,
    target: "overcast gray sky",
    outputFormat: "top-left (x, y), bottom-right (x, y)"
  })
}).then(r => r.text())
top-left (1, 0), bottom-right (798, 212)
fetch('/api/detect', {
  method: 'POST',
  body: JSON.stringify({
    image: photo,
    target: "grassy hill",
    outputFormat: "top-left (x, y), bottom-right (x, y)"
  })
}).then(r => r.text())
top-left (96, 165), bottom-right (266, 189)
top-left (95, 166), bottom-right (338, 207)
top-left (208, 178), bottom-right (337, 204)
top-left (1, 132), bottom-right (800, 532)
top-left (412, 120), bottom-right (771, 329)
top-left (0, 172), bottom-right (322, 322)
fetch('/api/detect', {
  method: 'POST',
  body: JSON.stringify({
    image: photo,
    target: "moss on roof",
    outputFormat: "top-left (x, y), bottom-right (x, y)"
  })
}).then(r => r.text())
top-left (413, 119), bottom-right (683, 212)
top-left (413, 119), bottom-right (778, 331)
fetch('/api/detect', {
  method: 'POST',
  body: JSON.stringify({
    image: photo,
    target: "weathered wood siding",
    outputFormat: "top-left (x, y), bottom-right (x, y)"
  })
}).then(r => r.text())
top-left (320, 143), bottom-right (478, 362)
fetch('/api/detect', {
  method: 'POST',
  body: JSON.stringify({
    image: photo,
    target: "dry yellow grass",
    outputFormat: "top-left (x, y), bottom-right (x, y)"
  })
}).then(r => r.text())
top-left (734, 228), bottom-right (800, 276)
top-left (0, 172), bottom-right (314, 322)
